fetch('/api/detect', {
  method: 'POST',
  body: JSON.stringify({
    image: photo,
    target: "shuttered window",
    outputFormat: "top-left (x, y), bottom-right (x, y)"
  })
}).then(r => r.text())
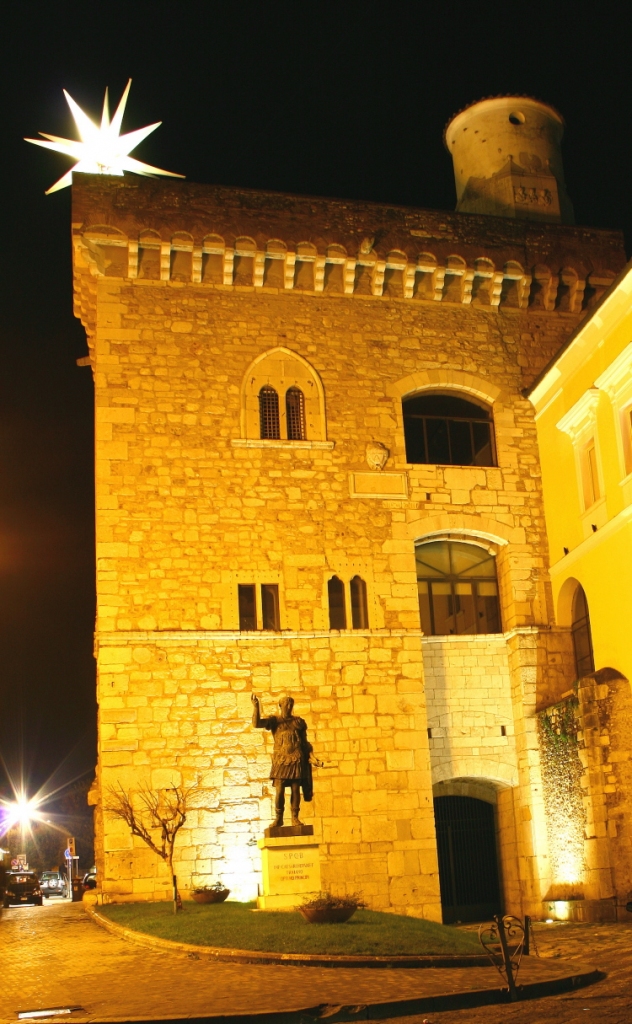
top-left (259, 385), bottom-right (280, 439)
top-left (286, 387), bottom-right (306, 440)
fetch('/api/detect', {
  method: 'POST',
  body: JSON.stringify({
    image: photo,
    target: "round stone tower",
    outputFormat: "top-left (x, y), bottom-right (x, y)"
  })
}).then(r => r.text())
top-left (444, 96), bottom-right (574, 223)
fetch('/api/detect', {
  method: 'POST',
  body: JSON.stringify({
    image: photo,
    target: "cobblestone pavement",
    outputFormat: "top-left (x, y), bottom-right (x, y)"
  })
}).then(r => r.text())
top-left (386, 920), bottom-right (632, 1024)
top-left (0, 900), bottom-right (620, 1023)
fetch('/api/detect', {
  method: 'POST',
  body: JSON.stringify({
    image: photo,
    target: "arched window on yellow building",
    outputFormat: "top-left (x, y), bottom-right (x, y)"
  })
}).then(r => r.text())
top-left (571, 584), bottom-right (595, 678)
top-left (416, 539), bottom-right (501, 636)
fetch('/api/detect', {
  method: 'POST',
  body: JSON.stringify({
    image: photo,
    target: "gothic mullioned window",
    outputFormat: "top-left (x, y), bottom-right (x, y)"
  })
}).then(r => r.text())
top-left (286, 387), bottom-right (306, 440)
top-left (242, 348), bottom-right (328, 444)
top-left (238, 583), bottom-right (280, 630)
top-left (416, 540), bottom-right (501, 636)
top-left (328, 575), bottom-right (369, 630)
top-left (403, 393), bottom-right (496, 467)
top-left (259, 385), bottom-right (280, 439)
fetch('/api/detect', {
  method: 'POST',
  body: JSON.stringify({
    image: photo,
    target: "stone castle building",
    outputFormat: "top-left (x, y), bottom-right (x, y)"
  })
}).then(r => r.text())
top-left (74, 96), bottom-right (628, 920)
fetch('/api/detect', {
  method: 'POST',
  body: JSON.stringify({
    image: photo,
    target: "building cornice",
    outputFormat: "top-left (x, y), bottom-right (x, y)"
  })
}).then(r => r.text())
top-left (527, 258), bottom-right (632, 408)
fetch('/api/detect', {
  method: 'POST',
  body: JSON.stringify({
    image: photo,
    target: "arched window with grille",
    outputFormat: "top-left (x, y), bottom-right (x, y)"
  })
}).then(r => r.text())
top-left (286, 387), bottom-right (306, 440)
top-left (350, 576), bottom-right (368, 629)
top-left (259, 385), bottom-right (280, 439)
top-left (571, 584), bottom-right (595, 678)
top-left (403, 392), bottom-right (496, 466)
top-left (328, 576), bottom-right (346, 630)
top-left (416, 540), bottom-right (501, 636)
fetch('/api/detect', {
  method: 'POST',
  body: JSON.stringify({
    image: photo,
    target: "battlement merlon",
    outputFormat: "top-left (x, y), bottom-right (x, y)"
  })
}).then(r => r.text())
top-left (71, 173), bottom-right (626, 349)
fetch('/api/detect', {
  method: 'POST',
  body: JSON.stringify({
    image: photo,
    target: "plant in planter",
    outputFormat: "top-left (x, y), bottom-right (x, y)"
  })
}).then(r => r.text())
top-left (299, 890), bottom-right (366, 924)
top-left (191, 881), bottom-right (231, 904)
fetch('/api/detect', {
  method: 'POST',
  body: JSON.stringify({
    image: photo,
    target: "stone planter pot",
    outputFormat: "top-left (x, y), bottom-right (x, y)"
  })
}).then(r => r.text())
top-left (192, 889), bottom-right (230, 904)
top-left (299, 906), bottom-right (356, 923)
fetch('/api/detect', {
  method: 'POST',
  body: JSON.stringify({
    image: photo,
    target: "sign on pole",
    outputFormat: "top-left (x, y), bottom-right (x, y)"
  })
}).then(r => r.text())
top-left (65, 837), bottom-right (75, 883)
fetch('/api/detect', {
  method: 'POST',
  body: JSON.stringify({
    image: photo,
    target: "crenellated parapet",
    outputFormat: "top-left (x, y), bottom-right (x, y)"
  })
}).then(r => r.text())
top-left (72, 174), bottom-right (625, 349)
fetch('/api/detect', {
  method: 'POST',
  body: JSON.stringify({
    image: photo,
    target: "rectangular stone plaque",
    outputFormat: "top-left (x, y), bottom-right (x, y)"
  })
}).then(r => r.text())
top-left (349, 471), bottom-right (408, 499)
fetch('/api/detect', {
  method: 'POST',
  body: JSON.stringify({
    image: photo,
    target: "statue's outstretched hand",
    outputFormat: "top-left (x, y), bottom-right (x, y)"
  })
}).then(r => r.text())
top-left (251, 693), bottom-right (259, 704)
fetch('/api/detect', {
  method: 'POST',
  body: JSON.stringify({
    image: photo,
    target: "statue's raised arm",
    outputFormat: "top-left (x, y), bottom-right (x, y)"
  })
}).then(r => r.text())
top-left (251, 693), bottom-right (262, 729)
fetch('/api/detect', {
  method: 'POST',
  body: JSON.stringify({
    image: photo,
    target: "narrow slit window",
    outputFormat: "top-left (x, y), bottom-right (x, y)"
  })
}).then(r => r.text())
top-left (261, 584), bottom-right (280, 630)
top-left (581, 439), bottom-right (600, 508)
top-left (328, 576), bottom-right (346, 630)
top-left (286, 387), bottom-right (306, 440)
top-left (259, 385), bottom-right (280, 439)
top-left (350, 575), bottom-right (368, 629)
top-left (624, 407), bottom-right (632, 475)
top-left (238, 584), bottom-right (257, 630)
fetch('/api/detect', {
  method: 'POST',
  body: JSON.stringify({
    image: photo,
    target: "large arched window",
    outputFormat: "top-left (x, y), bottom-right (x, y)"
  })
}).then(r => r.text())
top-left (416, 540), bottom-right (501, 636)
top-left (259, 385), bottom-right (280, 439)
top-left (571, 584), bottom-right (595, 677)
top-left (403, 392), bottom-right (496, 466)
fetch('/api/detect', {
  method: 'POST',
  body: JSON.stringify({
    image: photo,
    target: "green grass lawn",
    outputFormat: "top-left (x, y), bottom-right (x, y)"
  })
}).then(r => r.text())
top-left (99, 901), bottom-right (481, 956)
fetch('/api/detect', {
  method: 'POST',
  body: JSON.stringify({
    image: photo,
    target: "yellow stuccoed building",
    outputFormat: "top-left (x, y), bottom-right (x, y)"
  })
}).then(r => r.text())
top-left (529, 263), bottom-right (632, 912)
top-left (74, 97), bottom-right (632, 921)
top-left (529, 262), bottom-right (632, 684)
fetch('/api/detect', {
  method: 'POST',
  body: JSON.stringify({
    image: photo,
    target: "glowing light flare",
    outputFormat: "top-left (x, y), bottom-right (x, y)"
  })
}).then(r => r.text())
top-left (0, 793), bottom-right (46, 834)
top-left (222, 840), bottom-right (259, 903)
top-left (25, 79), bottom-right (184, 194)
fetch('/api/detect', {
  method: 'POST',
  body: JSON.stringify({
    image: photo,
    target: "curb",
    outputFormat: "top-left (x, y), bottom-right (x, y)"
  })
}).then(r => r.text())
top-left (84, 905), bottom-right (604, 1023)
top-left (85, 904), bottom-right (492, 968)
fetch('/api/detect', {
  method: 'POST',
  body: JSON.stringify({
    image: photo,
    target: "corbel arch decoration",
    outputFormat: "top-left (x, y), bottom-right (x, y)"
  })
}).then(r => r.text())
top-left (240, 347), bottom-right (328, 442)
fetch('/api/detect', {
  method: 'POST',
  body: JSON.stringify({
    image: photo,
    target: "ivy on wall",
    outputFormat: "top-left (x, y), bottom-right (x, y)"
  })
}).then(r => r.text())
top-left (538, 695), bottom-right (586, 898)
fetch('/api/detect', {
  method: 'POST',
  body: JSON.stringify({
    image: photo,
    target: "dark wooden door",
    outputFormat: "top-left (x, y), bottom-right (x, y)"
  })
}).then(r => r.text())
top-left (434, 795), bottom-right (502, 924)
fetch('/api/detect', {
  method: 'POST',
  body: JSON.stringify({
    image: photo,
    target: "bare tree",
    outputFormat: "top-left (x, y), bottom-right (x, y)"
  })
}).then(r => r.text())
top-left (105, 782), bottom-right (195, 912)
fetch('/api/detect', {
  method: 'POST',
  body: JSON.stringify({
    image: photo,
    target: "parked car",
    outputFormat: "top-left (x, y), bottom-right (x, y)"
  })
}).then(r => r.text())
top-left (3, 870), bottom-right (43, 907)
top-left (39, 871), bottom-right (67, 898)
top-left (81, 870), bottom-right (97, 891)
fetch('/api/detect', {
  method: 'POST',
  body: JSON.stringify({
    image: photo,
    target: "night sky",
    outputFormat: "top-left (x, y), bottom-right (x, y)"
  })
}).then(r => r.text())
top-left (1, 3), bottom-right (631, 797)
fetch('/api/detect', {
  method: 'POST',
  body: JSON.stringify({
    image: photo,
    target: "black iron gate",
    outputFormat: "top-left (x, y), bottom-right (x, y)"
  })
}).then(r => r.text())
top-left (434, 795), bottom-right (502, 924)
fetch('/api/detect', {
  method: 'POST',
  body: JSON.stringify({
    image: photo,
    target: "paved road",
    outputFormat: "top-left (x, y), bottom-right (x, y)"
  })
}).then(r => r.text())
top-left (0, 900), bottom-right (627, 1023)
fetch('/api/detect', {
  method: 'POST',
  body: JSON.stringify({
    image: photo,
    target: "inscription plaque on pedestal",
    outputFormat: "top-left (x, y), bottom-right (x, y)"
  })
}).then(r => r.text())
top-left (257, 833), bottom-right (321, 910)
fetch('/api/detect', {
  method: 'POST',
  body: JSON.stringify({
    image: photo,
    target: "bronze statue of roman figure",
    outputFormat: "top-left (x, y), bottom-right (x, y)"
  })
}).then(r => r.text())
top-left (251, 694), bottom-right (313, 827)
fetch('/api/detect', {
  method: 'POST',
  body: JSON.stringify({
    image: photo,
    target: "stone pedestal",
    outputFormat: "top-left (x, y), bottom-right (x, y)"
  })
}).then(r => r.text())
top-left (257, 830), bottom-right (321, 910)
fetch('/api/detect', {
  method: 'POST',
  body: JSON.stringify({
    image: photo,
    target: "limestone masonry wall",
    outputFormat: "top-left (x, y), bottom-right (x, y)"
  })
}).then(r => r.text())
top-left (74, 177), bottom-right (626, 918)
top-left (422, 635), bottom-right (516, 786)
